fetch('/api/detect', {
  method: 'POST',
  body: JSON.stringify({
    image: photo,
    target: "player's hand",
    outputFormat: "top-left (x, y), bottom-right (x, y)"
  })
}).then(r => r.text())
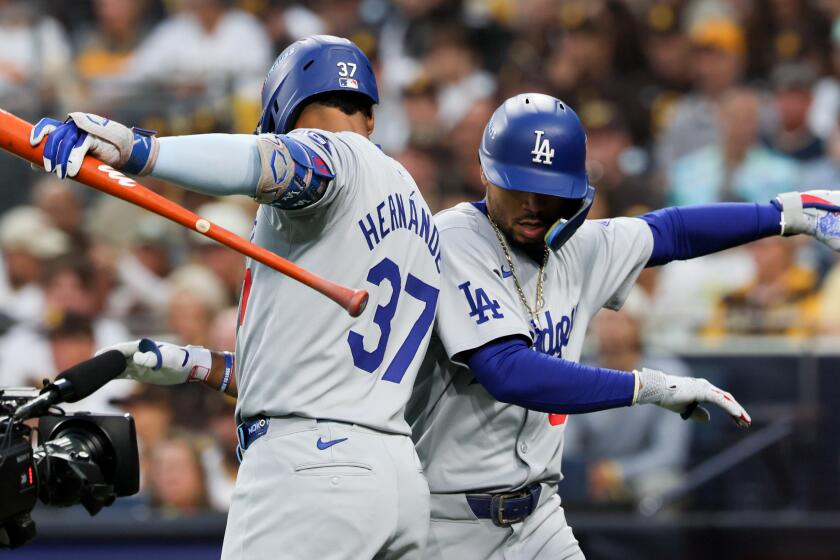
top-left (633, 367), bottom-right (751, 428)
top-left (29, 112), bottom-right (158, 179)
top-left (775, 190), bottom-right (840, 250)
top-left (97, 338), bottom-right (211, 385)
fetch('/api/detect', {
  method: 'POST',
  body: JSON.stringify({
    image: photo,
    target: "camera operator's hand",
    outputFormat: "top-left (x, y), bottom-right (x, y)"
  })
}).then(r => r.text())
top-left (97, 338), bottom-right (212, 385)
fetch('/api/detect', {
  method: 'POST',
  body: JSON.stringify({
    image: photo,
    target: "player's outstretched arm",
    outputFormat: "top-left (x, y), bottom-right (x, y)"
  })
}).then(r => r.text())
top-left (30, 113), bottom-right (336, 208)
top-left (98, 338), bottom-right (237, 397)
top-left (463, 337), bottom-right (749, 427)
top-left (640, 190), bottom-right (840, 267)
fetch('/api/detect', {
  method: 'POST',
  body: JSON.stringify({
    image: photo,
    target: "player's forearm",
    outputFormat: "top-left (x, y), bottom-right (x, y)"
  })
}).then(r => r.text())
top-left (203, 351), bottom-right (238, 397)
top-left (463, 337), bottom-right (635, 413)
top-left (151, 134), bottom-right (261, 197)
top-left (640, 202), bottom-right (782, 266)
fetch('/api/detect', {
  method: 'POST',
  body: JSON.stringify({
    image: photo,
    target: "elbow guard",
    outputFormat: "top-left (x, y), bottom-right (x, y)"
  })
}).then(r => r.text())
top-left (255, 133), bottom-right (335, 209)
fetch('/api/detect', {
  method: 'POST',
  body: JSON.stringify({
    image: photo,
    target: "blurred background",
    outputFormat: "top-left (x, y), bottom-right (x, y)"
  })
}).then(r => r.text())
top-left (1, 0), bottom-right (840, 558)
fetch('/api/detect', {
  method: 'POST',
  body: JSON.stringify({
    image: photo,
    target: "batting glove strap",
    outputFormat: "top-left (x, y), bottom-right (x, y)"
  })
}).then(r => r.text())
top-left (67, 112), bottom-right (160, 176)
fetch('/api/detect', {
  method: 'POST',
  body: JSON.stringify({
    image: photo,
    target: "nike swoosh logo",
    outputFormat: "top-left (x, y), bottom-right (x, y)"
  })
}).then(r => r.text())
top-left (316, 437), bottom-right (348, 450)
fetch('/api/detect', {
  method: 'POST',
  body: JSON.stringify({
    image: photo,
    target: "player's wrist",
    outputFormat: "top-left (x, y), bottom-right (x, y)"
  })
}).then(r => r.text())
top-left (184, 345), bottom-right (212, 383)
top-left (123, 127), bottom-right (160, 176)
top-left (204, 351), bottom-right (237, 395)
top-left (632, 367), bottom-right (667, 406)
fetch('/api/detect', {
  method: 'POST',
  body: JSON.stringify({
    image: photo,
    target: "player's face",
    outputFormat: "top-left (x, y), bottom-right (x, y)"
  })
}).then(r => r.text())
top-left (485, 183), bottom-right (576, 249)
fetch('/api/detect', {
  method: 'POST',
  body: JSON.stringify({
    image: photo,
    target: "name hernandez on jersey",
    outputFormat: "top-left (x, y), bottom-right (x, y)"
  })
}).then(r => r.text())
top-left (236, 129), bottom-right (441, 436)
top-left (357, 191), bottom-right (442, 273)
top-left (409, 202), bottom-right (653, 494)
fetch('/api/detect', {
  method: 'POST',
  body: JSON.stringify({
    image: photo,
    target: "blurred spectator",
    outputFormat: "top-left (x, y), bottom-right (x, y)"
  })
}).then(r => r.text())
top-left (110, 384), bottom-right (174, 494)
top-left (801, 118), bottom-right (840, 188)
top-left (112, 384), bottom-right (174, 453)
top-left (41, 256), bottom-right (131, 345)
top-left (122, 0), bottom-right (272, 132)
top-left (763, 62), bottom-right (824, 162)
top-left (440, 97), bottom-right (496, 199)
top-left (656, 19), bottom-right (747, 170)
top-left (167, 264), bottom-right (227, 347)
top-left (704, 237), bottom-right (819, 336)
top-left (668, 88), bottom-right (799, 205)
top-left (191, 201), bottom-right (252, 304)
top-left (97, 212), bottom-right (180, 333)
top-left (743, 0), bottom-right (831, 80)
top-left (809, 17), bottom-right (840, 140)
top-left (74, 0), bottom-right (150, 107)
top-left (0, 312), bottom-right (134, 412)
top-left (563, 291), bottom-right (690, 507)
top-left (638, 2), bottom-right (692, 137)
top-left (578, 98), bottom-right (662, 216)
top-left (0, 206), bottom-right (69, 325)
top-left (393, 145), bottom-right (443, 210)
top-left (147, 433), bottom-right (210, 517)
top-left (31, 176), bottom-right (88, 252)
top-left (210, 305), bottom-right (238, 352)
top-left (420, 27), bottom-right (495, 129)
top-left (0, 0), bottom-right (74, 116)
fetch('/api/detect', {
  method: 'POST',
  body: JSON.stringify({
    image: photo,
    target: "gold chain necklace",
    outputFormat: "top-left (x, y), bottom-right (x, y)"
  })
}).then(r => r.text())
top-left (488, 216), bottom-right (550, 326)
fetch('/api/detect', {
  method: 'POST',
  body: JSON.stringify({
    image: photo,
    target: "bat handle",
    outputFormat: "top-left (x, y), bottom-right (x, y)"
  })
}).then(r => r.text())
top-left (346, 290), bottom-right (369, 317)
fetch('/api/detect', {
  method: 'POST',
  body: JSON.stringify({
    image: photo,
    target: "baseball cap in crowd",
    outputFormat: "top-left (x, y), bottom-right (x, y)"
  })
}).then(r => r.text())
top-left (169, 264), bottom-right (228, 313)
top-left (690, 19), bottom-right (746, 56)
top-left (0, 206), bottom-right (70, 258)
top-left (578, 99), bottom-right (630, 134)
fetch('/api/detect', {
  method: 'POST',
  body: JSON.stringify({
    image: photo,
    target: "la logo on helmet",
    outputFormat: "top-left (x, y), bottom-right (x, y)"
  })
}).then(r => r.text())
top-left (531, 130), bottom-right (554, 165)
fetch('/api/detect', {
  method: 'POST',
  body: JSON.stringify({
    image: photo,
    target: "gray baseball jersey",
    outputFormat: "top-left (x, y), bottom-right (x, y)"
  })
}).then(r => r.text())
top-left (408, 202), bottom-right (654, 494)
top-left (235, 129), bottom-right (441, 435)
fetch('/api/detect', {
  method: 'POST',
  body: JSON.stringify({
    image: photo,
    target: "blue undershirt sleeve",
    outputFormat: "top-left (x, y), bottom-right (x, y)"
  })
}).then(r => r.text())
top-left (640, 203), bottom-right (782, 267)
top-left (462, 337), bottom-right (636, 414)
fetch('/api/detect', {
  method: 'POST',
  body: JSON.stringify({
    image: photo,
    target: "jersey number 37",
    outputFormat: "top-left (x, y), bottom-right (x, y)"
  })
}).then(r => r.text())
top-left (347, 257), bottom-right (438, 384)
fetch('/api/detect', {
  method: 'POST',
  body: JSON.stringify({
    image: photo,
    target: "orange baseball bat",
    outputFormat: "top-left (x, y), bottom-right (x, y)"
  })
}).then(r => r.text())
top-left (0, 109), bottom-right (368, 317)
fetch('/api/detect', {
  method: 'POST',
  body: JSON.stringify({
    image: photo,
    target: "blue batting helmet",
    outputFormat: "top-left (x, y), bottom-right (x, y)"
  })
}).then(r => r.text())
top-left (257, 35), bottom-right (379, 134)
top-left (479, 93), bottom-right (595, 249)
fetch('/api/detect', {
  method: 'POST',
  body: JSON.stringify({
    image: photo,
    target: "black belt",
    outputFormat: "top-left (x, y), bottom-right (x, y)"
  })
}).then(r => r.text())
top-left (466, 484), bottom-right (542, 527)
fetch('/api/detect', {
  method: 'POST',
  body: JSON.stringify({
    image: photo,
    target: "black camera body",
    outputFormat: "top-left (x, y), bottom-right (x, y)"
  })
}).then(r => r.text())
top-left (0, 387), bottom-right (140, 549)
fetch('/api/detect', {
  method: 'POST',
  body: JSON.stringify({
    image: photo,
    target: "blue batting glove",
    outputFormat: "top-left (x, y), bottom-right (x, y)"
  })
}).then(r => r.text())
top-left (29, 117), bottom-right (88, 179)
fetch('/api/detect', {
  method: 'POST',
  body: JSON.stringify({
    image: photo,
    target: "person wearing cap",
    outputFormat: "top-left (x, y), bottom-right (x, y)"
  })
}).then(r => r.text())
top-left (763, 61), bottom-right (824, 162)
top-left (0, 206), bottom-right (69, 326)
top-left (668, 87), bottom-right (799, 205)
top-left (656, 19), bottom-right (747, 170)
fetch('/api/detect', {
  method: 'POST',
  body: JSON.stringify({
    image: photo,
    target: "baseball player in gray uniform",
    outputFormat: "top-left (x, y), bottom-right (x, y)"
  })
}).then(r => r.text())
top-left (32, 36), bottom-right (441, 559)
top-left (407, 93), bottom-right (840, 559)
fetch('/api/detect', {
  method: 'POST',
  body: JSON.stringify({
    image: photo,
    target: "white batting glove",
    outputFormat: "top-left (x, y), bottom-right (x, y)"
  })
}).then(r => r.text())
top-left (29, 112), bottom-right (159, 179)
top-left (97, 338), bottom-right (211, 386)
top-left (633, 367), bottom-right (751, 428)
top-left (775, 190), bottom-right (840, 250)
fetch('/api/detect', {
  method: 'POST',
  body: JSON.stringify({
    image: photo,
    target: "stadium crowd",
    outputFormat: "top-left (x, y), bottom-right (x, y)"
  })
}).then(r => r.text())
top-left (1, 0), bottom-right (839, 516)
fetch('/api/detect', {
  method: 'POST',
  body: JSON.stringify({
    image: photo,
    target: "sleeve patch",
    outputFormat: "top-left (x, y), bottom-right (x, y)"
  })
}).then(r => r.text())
top-left (458, 281), bottom-right (504, 324)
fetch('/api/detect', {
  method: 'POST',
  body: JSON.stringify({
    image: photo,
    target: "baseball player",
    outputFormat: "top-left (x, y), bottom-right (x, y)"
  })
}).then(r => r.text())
top-left (407, 93), bottom-right (840, 559)
top-left (31, 36), bottom-right (440, 559)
